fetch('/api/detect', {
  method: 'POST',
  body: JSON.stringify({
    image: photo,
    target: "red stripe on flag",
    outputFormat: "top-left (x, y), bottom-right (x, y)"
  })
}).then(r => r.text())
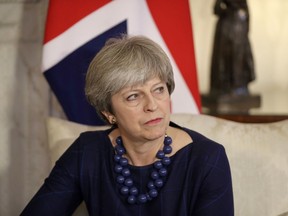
top-left (44, 0), bottom-right (111, 43)
top-left (146, 0), bottom-right (201, 111)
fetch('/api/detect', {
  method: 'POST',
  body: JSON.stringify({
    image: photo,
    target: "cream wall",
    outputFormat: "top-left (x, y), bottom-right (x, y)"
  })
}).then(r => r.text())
top-left (190, 0), bottom-right (288, 113)
top-left (0, 2), bottom-right (50, 215)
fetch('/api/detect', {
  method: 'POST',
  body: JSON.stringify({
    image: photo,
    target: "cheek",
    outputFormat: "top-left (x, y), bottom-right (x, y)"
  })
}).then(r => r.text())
top-left (163, 97), bottom-right (172, 111)
top-left (114, 107), bottom-right (139, 124)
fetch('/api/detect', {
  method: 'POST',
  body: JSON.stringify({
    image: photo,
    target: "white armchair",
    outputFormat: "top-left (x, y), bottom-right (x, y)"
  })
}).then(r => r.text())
top-left (46, 114), bottom-right (288, 216)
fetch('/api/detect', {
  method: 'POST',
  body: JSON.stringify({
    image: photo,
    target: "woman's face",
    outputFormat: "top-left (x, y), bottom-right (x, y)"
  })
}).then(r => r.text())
top-left (109, 77), bottom-right (171, 143)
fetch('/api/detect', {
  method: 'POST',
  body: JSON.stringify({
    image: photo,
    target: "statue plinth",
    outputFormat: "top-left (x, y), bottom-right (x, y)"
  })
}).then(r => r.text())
top-left (201, 93), bottom-right (261, 114)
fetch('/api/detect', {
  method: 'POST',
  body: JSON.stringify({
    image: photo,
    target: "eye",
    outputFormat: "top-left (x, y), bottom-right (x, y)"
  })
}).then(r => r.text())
top-left (154, 86), bottom-right (165, 94)
top-left (126, 93), bottom-right (138, 101)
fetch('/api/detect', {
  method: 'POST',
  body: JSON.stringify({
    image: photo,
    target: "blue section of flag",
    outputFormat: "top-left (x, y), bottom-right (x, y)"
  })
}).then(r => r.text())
top-left (44, 21), bottom-right (127, 125)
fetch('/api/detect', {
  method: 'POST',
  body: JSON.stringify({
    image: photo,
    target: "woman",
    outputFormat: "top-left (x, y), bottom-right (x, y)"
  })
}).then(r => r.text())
top-left (21, 35), bottom-right (234, 215)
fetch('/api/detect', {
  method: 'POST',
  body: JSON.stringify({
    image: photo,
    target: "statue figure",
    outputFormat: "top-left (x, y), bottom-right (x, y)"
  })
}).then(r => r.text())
top-left (210, 0), bottom-right (255, 97)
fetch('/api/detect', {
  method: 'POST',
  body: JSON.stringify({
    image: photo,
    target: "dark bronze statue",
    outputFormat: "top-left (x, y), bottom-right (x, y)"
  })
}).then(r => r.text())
top-left (210, 0), bottom-right (255, 97)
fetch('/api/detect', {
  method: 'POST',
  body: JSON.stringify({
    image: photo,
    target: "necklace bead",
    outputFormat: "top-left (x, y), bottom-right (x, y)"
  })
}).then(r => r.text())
top-left (119, 158), bottom-right (128, 166)
top-left (151, 171), bottom-right (159, 179)
top-left (124, 178), bottom-right (133, 186)
top-left (114, 155), bottom-right (121, 162)
top-left (156, 150), bottom-right (165, 159)
top-left (154, 161), bottom-right (163, 169)
top-left (138, 194), bottom-right (148, 203)
top-left (115, 145), bottom-right (125, 155)
top-left (149, 188), bottom-right (158, 197)
top-left (154, 178), bottom-right (164, 187)
top-left (159, 168), bottom-right (168, 176)
top-left (128, 195), bottom-right (136, 204)
top-left (164, 136), bottom-right (172, 145)
top-left (114, 165), bottom-right (123, 173)
top-left (116, 175), bottom-right (125, 184)
top-left (163, 145), bottom-right (172, 154)
top-left (130, 187), bottom-right (138, 195)
top-left (113, 135), bottom-right (173, 204)
top-left (121, 168), bottom-right (130, 177)
top-left (162, 157), bottom-right (171, 165)
top-left (120, 186), bottom-right (129, 195)
top-left (147, 181), bottom-right (155, 189)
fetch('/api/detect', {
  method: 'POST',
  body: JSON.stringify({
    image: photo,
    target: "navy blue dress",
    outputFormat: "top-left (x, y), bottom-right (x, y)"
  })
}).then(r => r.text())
top-left (21, 122), bottom-right (234, 216)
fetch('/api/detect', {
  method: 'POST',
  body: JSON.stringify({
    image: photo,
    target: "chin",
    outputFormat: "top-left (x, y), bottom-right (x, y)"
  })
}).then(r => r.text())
top-left (143, 120), bottom-right (169, 138)
top-left (148, 129), bottom-right (167, 140)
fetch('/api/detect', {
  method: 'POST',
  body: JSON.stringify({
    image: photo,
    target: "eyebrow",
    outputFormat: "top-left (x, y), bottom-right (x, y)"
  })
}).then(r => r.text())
top-left (119, 80), bottom-right (165, 95)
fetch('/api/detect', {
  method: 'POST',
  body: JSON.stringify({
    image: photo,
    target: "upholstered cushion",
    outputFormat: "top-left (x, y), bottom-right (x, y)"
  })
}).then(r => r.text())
top-left (278, 211), bottom-right (288, 216)
top-left (46, 114), bottom-right (288, 216)
top-left (47, 118), bottom-right (109, 164)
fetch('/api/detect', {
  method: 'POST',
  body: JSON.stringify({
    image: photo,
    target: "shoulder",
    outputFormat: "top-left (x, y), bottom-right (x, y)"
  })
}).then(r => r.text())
top-left (78, 129), bottom-right (108, 142)
top-left (187, 128), bottom-right (227, 165)
top-left (57, 129), bottom-right (112, 163)
top-left (171, 122), bottom-right (229, 171)
top-left (182, 127), bottom-right (231, 177)
top-left (74, 129), bottom-right (111, 148)
top-left (52, 129), bottom-right (113, 176)
top-left (170, 121), bottom-right (225, 156)
top-left (172, 126), bottom-right (231, 183)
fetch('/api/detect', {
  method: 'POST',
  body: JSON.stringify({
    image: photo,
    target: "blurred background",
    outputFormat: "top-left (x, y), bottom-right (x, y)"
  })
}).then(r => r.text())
top-left (0, 0), bottom-right (287, 215)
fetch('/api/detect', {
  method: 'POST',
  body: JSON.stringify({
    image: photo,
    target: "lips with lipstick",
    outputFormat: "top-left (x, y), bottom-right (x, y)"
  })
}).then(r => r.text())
top-left (145, 117), bottom-right (163, 125)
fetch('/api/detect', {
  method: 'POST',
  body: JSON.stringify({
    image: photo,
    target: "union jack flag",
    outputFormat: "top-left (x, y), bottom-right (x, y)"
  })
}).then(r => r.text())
top-left (43, 0), bottom-right (201, 125)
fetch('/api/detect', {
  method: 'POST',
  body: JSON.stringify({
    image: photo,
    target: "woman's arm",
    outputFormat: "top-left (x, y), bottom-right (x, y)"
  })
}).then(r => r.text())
top-left (193, 145), bottom-right (234, 216)
top-left (20, 138), bottom-right (83, 216)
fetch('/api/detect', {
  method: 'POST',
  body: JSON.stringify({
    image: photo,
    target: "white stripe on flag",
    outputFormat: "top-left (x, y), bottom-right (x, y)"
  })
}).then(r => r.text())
top-left (42, 0), bottom-right (143, 72)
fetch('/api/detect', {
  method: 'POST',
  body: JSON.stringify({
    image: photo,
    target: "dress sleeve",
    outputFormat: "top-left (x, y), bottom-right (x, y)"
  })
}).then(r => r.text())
top-left (193, 145), bottom-right (234, 216)
top-left (20, 137), bottom-right (84, 216)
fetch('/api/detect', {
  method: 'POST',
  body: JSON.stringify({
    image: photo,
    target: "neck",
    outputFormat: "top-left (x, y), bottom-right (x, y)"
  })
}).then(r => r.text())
top-left (123, 137), bottom-right (164, 166)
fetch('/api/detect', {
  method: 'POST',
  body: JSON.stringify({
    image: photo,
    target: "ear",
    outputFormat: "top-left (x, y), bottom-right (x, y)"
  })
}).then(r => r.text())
top-left (101, 111), bottom-right (116, 124)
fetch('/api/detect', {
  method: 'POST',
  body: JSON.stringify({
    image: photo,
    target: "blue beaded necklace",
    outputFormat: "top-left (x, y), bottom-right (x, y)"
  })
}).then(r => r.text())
top-left (113, 135), bottom-right (173, 204)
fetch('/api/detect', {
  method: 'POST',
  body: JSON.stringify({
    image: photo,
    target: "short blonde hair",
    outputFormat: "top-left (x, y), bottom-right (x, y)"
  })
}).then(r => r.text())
top-left (85, 34), bottom-right (175, 122)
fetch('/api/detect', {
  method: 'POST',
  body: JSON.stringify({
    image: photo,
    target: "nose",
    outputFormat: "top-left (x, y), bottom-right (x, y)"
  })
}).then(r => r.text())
top-left (144, 94), bottom-right (158, 112)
